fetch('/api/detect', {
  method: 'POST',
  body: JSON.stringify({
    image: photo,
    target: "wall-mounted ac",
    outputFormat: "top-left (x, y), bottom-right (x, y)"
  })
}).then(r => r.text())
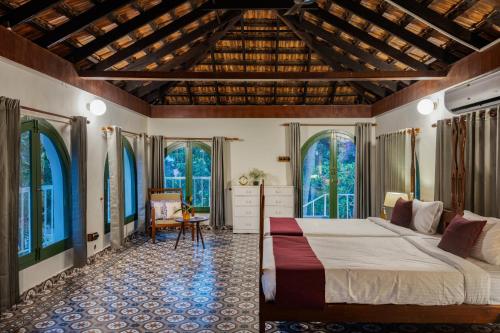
top-left (444, 70), bottom-right (500, 114)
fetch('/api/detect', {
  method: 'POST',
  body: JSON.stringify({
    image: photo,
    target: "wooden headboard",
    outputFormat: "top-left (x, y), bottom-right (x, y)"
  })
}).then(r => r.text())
top-left (437, 209), bottom-right (457, 234)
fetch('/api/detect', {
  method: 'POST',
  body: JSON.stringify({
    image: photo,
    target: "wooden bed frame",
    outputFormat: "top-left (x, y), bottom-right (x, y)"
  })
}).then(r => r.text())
top-left (257, 182), bottom-right (500, 332)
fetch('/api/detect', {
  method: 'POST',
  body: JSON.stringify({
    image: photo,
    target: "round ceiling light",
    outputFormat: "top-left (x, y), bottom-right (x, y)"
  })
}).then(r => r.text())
top-left (416, 98), bottom-right (435, 115)
top-left (88, 99), bottom-right (107, 116)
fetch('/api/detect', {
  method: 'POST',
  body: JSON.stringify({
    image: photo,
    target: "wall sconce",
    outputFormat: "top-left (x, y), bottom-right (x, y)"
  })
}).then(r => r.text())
top-left (88, 99), bottom-right (107, 116)
top-left (417, 98), bottom-right (436, 115)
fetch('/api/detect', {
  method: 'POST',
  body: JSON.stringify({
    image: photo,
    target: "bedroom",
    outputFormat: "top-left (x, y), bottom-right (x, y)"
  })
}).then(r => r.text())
top-left (0, 0), bottom-right (499, 332)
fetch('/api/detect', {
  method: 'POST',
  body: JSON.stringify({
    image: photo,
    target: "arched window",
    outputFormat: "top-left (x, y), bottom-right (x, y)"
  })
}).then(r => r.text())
top-left (302, 130), bottom-right (356, 219)
top-left (104, 137), bottom-right (137, 233)
top-left (19, 119), bottom-right (71, 269)
top-left (164, 142), bottom-right (211, 212)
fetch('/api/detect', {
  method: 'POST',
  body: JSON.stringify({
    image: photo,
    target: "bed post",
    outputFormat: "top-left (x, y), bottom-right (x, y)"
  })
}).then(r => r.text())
top-left (259, 180), bottom-right (265, 333)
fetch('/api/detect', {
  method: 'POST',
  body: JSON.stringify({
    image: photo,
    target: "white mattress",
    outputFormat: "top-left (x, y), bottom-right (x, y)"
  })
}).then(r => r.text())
top-left (264, 217), bottom-right (418, 237)
top-left (262, 235), bottom-right (493, 305)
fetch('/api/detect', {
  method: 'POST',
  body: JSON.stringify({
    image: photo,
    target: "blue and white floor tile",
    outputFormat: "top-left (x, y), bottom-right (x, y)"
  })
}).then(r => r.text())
top-left (1, 232), bottom-right (499, 332)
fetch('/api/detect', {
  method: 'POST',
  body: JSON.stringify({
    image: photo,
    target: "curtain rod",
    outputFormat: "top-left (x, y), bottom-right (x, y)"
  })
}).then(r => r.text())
top-left (281, 123), bottom-right (377, 127)
top-left (164, 137), bottom-right (241, 142)
top-left (376, 127), bottom-right (421, 137)
top-left (101, 126), bottom-right (144, 137)
top-left (431, 109), bottom-right (498, 127)
top-left (21, 105), bottom-right (90, 124)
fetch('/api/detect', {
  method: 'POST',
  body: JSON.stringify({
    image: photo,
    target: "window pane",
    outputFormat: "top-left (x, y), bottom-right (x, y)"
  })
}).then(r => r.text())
top-left (164, 147), bottom-right (186, 198)
top-left (336, 134), bottom-right (355, 218)
top-left (192, 146), bottom-right (211, 208)
top-left (40, 133), bottom-right (68, 248)
top-left (302, 137), bottom-right (330, 218)
top-left (19, 131), bottom-right (32, 256)
top-left (123, 147), bottom-right (136, 217)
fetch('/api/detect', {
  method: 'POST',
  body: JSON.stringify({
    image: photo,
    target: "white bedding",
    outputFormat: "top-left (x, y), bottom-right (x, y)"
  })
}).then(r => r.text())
top-left (262, 235), bottom-right (494, 305)
top-left (264, 217), bottom-right (418, 237)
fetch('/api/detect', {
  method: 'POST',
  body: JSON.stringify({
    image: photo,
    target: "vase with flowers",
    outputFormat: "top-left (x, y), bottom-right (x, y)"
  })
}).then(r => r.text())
top-left (248, 168), bottom-right (266, 186)
top-left (175, 196), bottom-right (195, 221)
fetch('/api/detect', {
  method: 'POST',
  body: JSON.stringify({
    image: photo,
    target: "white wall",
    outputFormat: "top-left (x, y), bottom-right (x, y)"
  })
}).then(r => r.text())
top-left (0, 57), bottom-right (148, 292)
top-left (375, 91), bottom-right (454, 201)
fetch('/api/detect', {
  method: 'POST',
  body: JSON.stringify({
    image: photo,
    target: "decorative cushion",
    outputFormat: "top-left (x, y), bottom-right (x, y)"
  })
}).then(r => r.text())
top-left (411, 199), bottom-right (444, 234)
top-left (152, 200), bottom-right (182, 220)
top-left (438, 215), bottom-right (487, 258)
top-left (463, 210), bottom-right (500, 265)
top-left (390, 198), bottom-right (413, 228)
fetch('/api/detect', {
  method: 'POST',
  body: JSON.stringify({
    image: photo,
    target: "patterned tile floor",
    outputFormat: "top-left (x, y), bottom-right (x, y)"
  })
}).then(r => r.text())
top-left (1, 231), bottom-right (499, 333)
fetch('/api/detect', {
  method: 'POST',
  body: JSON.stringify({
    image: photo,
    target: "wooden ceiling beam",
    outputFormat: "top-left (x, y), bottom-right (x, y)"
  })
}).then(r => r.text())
top-left (150, 104), bottom-right (372, 118)
top-left (67, 0), bottom-right (188, 63)
top-left (92, 2), bottom-right (213, 71)
top-left (80, 70), bottom-right (446, 81)
top-left (200, 0), bottom-right (315, 10)
top-left (307, 6), bottom-right (429, 71)
top-left (384, 0), bottom-right (490, 51)
top-left (164, 92), bottom-right (359, 98)
top-left (121, 10), bottom-right (240, 72)
top-left (0, 0), bottom-right (59, 27)
top-left (280, 14), bottom-right (385, 100)
top-left (332, 0), bottom-right (457, 64)
top-left (34, 0), bottom-right (132, 48)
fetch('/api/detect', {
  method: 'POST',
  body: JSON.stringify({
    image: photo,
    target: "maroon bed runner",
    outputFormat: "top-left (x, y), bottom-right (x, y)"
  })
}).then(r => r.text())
top-left (270, 217), bottom-right (303, 236)
top-left (272, 236), bottom-right (325, 308)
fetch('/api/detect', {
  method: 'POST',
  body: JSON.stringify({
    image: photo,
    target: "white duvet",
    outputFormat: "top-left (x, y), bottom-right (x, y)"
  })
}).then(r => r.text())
top-left (262, 235), bottom-right (493, 305)
top-left (264, 217), bottom-right (418, 237)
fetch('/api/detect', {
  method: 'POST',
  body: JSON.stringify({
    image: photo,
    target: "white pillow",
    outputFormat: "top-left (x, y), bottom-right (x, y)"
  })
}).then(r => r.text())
top-left (152, 200), bottom-right (182, 220)
top-left (463, 210), bottom-right (500, 265)
top-left (411, 199), bottom-right (444, 234)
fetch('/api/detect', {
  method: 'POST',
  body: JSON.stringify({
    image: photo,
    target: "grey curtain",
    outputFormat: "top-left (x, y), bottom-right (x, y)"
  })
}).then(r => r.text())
top-left (150, 135), bottom-right (164, 189)
top-left (210, 137), bottom-right (226, 228)
top-left (464, 108), bottom-right (500, 217)
top-left (288, 123), bottom-right (302, 217)
top-left (106, 126), bottom-right (124, 249)
top-left (355, 123), bottom-right (372, 218)
top-left (375, 131), bottom-right (407, 216)
top-left (70, 116), bottom-right (87, 267)
top-left (434, 119), bottom-right (453, 208)
top-left (0, 96), bottom-right (20, 311)
top-left (135, 134), bottom-right (149, 232)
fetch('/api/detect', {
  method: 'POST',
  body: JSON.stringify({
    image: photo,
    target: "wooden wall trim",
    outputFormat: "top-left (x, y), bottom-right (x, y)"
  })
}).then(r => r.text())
top-left (0, 26), bottom-right (151, 117)
top-left (372, 42), bottom-right (500, 116)
top-left (150, 104), bottom-right (372, 118)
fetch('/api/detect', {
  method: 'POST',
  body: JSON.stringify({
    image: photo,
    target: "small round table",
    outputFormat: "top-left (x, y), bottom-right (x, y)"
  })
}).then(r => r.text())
top-left (174, 216), bottom-right (208, 249)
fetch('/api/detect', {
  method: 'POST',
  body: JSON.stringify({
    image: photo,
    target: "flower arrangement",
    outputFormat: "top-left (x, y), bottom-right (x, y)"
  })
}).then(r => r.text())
top-left (248, 168), bottom-right (266, 185)
top-left (174, 196), bottom-right (195, 221)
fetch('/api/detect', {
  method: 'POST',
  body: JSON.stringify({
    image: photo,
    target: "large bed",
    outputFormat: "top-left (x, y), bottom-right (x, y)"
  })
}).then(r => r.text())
top-left (257, 184), bottom-right (500, 332)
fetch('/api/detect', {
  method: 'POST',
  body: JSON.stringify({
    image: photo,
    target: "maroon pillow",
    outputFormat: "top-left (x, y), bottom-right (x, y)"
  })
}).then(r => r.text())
top-left (390, 198), bottom-right (413, 228)
top-left (438, 215), bottom-right (487, 258)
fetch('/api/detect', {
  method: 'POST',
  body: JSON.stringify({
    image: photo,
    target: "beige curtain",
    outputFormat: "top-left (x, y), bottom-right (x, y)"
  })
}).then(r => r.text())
top-left (135, 134), bottom-right (149, 232)
top-left (288, 123), bottom-right (302, 217)
top-left (150, 135), bottom-right (164, 189)
top-left (210, 137), bottom-right (226, 228)
top-left (434, 119), bottom-right (453, 208)
top-left (464, 107), bottom-right (500, 217)
top-left (355, 123), bottom-right (373, 218)
top-left (106, 126), bottom-right (125, 249)
top-left (375, 131), bottom-right (408, 216)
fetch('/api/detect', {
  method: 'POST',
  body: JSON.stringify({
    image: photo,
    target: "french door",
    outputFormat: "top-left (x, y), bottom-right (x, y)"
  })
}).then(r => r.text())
top-left (302, 130), bottom-right (356, 218)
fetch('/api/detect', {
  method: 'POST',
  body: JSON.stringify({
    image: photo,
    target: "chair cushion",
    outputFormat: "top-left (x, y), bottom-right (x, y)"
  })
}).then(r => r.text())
top-left (152, 200), bottom-right (182, 220)
top-left (151, 193), bottom-right (181, 201)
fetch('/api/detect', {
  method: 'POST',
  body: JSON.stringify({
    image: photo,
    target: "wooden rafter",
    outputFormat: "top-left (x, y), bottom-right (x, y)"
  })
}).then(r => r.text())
top-left (0, 0), bottom-right (59, 27)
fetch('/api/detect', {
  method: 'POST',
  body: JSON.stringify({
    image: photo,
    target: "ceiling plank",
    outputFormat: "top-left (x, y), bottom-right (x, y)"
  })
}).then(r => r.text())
top-left (0, 0), bottom-right (59, 27)
top-left (79, 70), bottom-right (446, 81)
top-left (384, 0), bottom-right (490, 51)
top-left (307, 7), bottom-right (429, 70)
top-left (150, 104), bottom-right (372, 118)
top-left (66, 0), bottom-right (187, 63)
top-left (137, 14), bottom-right (241, 101)
top-left (332, 0), bottom-right (457, 64)
top-left (34, 0), bottom-right (132, 48)
top-left (280, 13), bottom-right (384, 100)
top-left (92, 2), bottom-right (213, 71)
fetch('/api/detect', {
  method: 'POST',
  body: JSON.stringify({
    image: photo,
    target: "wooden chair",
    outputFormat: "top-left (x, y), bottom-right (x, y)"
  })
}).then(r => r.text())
top-left (149, 188), bottom-right (195, 243)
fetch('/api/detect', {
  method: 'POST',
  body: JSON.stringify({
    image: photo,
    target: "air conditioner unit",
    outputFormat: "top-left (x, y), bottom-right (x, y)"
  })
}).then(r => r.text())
top-left (444, 70), bottom-right (500, 114)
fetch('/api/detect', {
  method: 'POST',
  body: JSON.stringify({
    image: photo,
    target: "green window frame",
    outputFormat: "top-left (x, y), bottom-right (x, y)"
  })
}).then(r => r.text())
top-left (19, 119), bottom-right (71, 270)
top-left (104, 137), bottom-right (138, 233)
top-left (164, 141), bottom-right (211, 213)
top-left (301, 130), bottom-right (356, 219)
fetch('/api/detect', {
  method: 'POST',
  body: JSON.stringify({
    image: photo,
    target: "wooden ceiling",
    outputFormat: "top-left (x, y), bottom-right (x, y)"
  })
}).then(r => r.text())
top-left (0, 0), bottom-right (498, 106)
